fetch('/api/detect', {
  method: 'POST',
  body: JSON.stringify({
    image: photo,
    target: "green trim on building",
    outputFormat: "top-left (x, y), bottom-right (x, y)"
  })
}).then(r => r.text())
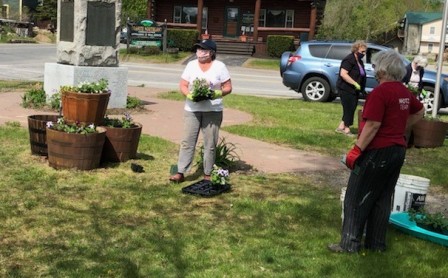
top-left (405, 11), bottom-right (442, 25)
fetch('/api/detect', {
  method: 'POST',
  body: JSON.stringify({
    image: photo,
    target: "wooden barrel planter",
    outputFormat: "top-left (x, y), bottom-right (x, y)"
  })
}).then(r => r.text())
top-left (46, 127), bottom-right (106, 170)
top-left (61, 91), bottom-right (110, 126)
top-left (412, 119), bottom-right (448, 148)
top-left (28, 114), bottom-right (59, 156)
top-left (101, 123), bottom-right (142, 162)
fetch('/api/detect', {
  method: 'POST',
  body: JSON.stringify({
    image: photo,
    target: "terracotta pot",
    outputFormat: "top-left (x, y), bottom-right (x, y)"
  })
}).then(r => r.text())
top-left (46, 127), bottom-right (106, 170)
top-left (101, 123), bottom-right (142, 162)
top-left (28, 114), bottom-right (59, 156)
top-left (61, 91), bottom-right (110, 126)
top-left (412, 119), bottom-right (448, 148)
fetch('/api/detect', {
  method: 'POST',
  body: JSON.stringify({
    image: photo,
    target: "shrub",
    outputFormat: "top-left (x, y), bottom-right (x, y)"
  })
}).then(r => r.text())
top-left (167, 29), bottom-right (199, 51)
top-left (196, 137), bottom-right (240, 170)
top-left (266, 35), bottom-right (295, 58)
top-left (140, 46), bottom-right (161, 56)
top-left (21, 85), bottom-right (46, 108)
top-left (49, 92), bottom-right (61, 110)
top-left (126, 96), bottom-right (143, 109)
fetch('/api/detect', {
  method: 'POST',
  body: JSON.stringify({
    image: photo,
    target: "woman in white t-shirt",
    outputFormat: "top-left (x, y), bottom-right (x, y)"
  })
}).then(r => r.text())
top-left (169, 39), bottom-right (232, 183)
top-left (402, 55), bottom-right (428, 96)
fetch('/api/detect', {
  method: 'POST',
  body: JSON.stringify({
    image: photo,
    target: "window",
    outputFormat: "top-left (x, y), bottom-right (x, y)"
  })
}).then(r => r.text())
top-left (428, 43), bottom-right (433, 53)
top-left (309, 45), bottom-right (331, 58)
top-left (173, 6), bottom-right (208, 30)
top-left (2, 5), bottom-right (9, 19)
top-left (430, 26), bottom-right (435, 35)
top-left (326, 45), bottom-right (351, 60)
top-left (259, 9), bottom-right (294, 28)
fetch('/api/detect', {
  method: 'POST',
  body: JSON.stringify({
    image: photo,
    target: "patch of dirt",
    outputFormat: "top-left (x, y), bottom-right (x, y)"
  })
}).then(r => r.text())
top-left (34, 33), bottom-right (53, 43)
top-left (301, 170), bottom-right (448, 218)
top-left (106, 106), bottom-right (149, 115)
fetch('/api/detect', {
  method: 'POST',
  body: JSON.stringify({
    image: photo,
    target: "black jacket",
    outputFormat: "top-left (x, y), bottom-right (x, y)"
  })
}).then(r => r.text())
top-left (402, 63), bottom-right (425, 92)
top-left (336, 53), bottom-right (366, 94)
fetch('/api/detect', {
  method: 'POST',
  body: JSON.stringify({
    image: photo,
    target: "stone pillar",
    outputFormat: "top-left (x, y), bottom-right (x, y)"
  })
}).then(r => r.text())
top-left (45, 0), bottom-right (128, 109)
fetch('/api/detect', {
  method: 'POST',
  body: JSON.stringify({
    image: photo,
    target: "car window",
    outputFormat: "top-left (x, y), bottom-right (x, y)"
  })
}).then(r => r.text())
top-left (308, 45), bottom-right (331, 58)
top-left (326, 45), bottom-right (351, 60)
top-left (366, 47), bottom-right (382, 64)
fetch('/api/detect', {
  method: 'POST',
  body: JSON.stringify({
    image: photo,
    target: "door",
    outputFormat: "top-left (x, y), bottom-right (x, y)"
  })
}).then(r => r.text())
top-left (224, 7), bottom-right (239, 37)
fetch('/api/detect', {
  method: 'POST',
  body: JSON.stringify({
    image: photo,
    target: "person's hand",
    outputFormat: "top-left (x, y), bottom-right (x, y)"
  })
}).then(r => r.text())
top-left (353, 82), bottom-right (361, 91)
top-left (186, 93), bottom-right (194, 101)
top-left (345, 145), bottom-right (362, 170)
top-left (211, 90), bottom-right (223, 100)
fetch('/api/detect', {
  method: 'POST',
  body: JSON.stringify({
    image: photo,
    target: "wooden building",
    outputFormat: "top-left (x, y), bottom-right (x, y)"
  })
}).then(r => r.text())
top-left (147, 0), bottom-right (326, 55)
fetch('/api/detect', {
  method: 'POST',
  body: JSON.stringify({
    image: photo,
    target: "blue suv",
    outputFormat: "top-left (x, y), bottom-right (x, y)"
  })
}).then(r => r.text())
top-left (280, 41), bottom-right (448, 111)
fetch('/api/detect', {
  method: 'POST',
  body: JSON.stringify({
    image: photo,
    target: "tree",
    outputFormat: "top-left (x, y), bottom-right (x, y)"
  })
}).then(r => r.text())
top-left (317, 0), bottom-right (443, 41)
top-left (121, 0), bottom-right (147, 25)
top-left (34, 0), bottom-right (57, 27)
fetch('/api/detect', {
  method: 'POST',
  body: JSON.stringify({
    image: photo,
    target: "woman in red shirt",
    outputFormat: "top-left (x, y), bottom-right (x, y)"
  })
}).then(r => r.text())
top-left (329, 50), bottom-right (424, 253)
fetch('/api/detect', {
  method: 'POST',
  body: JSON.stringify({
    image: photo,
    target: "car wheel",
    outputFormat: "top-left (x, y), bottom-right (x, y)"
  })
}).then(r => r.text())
top-left (422, 86), bottom-right (442, 112)
top-left (301, 77), bottom-right (330, 102)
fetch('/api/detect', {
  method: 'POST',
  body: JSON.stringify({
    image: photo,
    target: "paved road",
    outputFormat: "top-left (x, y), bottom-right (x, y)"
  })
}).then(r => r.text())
top-left (0, 43), bottom-right (299, 99)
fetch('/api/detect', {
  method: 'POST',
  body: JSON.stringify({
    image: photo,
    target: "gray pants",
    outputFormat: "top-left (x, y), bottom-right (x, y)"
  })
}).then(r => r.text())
top-left (177, 111), bottom-right (223, 175)
top-left (340, 145), bottom-right (405, 252)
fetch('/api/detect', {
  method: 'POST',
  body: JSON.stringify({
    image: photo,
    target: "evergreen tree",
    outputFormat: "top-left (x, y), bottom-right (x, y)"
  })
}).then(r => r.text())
top-left (34, 0), bottom-right (57, 27)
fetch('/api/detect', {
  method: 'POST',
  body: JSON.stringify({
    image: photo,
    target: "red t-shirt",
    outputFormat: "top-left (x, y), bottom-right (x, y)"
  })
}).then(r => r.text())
top-left (359, 81), bottom-right (423, 150)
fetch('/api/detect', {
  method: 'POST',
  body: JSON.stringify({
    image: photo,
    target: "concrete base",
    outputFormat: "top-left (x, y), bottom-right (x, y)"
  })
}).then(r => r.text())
top-left (44, 63), bottom-right (128, 108)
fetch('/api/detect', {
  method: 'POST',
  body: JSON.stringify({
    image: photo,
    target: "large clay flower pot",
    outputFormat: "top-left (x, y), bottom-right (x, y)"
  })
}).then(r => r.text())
top-left (101, 123), bottom-right (142, 162)
top-left (46, 127), bottom-right (106, 170)
top-left (61, 91), bottom-right (110, 126)
top-left (27, 114), bottom-right (59, 156)
top-left (412, 119), bottom-right (448, 148)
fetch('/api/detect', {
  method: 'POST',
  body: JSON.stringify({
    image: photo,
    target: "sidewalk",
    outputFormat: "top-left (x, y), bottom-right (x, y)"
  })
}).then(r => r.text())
top-left (1, 86), bottom-right (344, 174)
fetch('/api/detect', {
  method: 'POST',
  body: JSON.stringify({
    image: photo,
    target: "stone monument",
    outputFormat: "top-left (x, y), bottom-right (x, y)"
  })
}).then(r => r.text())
top-left (44, 0), bottom-right (128, 108)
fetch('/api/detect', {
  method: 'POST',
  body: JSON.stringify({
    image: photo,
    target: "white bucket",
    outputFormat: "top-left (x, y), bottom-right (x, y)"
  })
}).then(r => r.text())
top-left (392, 174), bottom-right (430, 213)
top-left (340, 187), bottom-right (347, 222)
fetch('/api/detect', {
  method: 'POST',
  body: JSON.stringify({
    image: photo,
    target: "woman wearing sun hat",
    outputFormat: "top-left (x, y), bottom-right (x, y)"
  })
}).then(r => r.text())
top-left (169, 39), bottom-right (232, 183)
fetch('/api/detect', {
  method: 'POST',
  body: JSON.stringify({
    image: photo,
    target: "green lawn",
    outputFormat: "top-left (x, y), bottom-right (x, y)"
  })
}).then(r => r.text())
top-left (0, 89), bottom-right (447, 276)
top-left (161, 91), bottom-right (448, 191)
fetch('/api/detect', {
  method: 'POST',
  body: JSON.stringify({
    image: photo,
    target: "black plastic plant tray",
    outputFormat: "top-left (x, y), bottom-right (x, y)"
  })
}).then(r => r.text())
top-left (182, 180), bottom-right (231, 197)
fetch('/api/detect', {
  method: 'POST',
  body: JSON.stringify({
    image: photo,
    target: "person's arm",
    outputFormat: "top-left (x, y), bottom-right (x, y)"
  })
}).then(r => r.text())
top-left (220, 79), bottom-right (232, 96)
top-left (406, 107), bottom-right (425, 130)
top-left (179, 79), bottom-right (190, 97)
top-left (418, 69), bottom-right (425, 92)
top-left (340, 68), bottom-right (358, 87)
top-left (345, 119), bottom-right (380, 169)
top-left (356, 120), bottom-right (381, 151)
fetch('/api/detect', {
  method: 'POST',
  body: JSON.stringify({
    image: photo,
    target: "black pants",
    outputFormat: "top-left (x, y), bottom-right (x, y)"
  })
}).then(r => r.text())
top-left (339, 90), bottom-right (358, 127)
top-left (340, 145), bottom-right (406, 252)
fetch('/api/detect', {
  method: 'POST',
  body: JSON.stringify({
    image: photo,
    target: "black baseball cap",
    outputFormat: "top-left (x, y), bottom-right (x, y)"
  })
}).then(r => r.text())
top-left (193, 39), bottom-right (217, 52)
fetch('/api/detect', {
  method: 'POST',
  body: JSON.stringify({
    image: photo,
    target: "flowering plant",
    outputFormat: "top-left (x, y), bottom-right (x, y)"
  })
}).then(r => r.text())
top-left (59, 79), bottom-right (110, 94)
top-left (210, 164), bottom-right (230, 186)
top-left (46, 118), bottom-right (97, 134)
top-left (406, 84), bottom-right (420, 96)
top-left (191, 78), bottom-right (214, 102)
top-left (103, 112), bottom-right (137, 128)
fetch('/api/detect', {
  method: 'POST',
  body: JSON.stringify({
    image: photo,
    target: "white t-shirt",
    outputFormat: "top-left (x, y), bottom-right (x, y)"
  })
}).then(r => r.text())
top-left (409, 70), bottom-right (420, 88)
top-left (181, 59), bottom-right (231, 112)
